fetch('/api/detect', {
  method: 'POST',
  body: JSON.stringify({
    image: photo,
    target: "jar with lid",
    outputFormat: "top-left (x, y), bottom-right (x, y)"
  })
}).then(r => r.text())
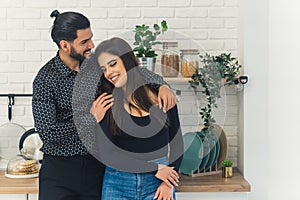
top-left (180, 49), bottom-right (199, 77)
top-left (161, 42), bottom-right (179, 77)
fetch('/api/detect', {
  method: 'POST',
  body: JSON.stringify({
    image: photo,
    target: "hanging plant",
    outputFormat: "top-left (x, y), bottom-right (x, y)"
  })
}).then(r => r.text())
top-left (189, 53), bottom-right (242, 130)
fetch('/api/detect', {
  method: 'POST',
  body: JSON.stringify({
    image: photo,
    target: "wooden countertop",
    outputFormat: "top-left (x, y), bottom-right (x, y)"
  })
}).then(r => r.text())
top-left (0, 170), bottom-right (38, 194)
top-left (176, 168), bottom-right (251, 192)
top-left (0, 169), bottom-right (250, 194)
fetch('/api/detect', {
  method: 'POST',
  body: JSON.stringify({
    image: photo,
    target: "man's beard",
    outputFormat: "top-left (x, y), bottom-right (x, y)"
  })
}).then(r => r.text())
top-left (70, 46), bottom-right (87, 62)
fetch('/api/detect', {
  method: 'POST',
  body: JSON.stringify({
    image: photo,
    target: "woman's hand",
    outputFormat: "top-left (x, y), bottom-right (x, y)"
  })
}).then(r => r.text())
top-left (154, 182), bottom-right (174, 200)
top-left (157, 85), bottom-right (176, 113)
top-left (90, 93), bottom-right (114, 122)
top-left (155, 164), bottom-right (179, 188)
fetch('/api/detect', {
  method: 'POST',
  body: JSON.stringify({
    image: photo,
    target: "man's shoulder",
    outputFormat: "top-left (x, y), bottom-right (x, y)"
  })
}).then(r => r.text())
top-left (34, 56), bottom-right (58, 82)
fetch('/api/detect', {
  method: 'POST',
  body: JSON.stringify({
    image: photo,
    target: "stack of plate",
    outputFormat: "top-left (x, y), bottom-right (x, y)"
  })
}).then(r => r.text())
top-left (180, 125), bottom-right (228, 175)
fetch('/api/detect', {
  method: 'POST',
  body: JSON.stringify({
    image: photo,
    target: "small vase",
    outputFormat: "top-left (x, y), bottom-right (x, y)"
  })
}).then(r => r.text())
top-left (222, 167), bottom-right (232, 178)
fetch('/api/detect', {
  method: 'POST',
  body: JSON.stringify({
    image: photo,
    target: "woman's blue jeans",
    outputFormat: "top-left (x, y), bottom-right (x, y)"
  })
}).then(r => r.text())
top-left (102, 157), bottom-right (176, 200)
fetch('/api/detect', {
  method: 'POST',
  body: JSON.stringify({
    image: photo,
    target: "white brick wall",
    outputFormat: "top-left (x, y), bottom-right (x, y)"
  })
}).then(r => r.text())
top-left (0, 1), bottom-right (241, 198)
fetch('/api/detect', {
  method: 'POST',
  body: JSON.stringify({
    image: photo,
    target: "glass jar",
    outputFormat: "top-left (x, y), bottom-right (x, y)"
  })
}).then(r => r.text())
top-left (180, 49), bottom-right (199, 77)
top-left (161, 42), bottom-right (179, 77)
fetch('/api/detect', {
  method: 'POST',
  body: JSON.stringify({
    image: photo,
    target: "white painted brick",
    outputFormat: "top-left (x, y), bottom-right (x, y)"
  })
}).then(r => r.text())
top-left (171, 30), bottom-right (207, 40)
top-left (228, 147), bottom-right (237, 157)
top-left (14, 98), bottom-right (32, 106)
top-left (91, 30), bottom-right (108, 41)
top-left (8, 73), bottom-right (36, 84)
top-left (209, 7), bottom-right (238, 18)
top-left (175, 8), bottom-right (207, 18)
top-left (24, 62), bottom-right (45, 73)
top-left (165, 19), bottom-right (191, 29)
top-left (225, 39), bottom-right (238, 50)
top-left (0, 31), bottom-right (6, 40)
top-left (225, 19), bottom-right (238, 28)
top-left (81, 9), bottom-right (107, 19)
top-left (25, 106), bottom-right (33, 116)
top-left (142, 8), bottom-right (174, 18)
top-left (181, 115), bottom-right (201, 126)
top-left (125, 0), bottom-right (157, 7)
top-left (0, 105), bottom-right (6, 114)
top-left (0, 75), bottom-right (7, 84)
top-left (10, 52), bottom-right (41, 62)
top-left (57, 0), bottom-right (90, 7)
top-left (13, 116), bottom-right (34, 127)
top-left (0, 63), bottom-right (24, 73)
top-left (41, 52), bottom-right (57, 63)
top-left (191, 19), bottom-right (224, 28)
top-left (0, 53), bottom-right (8, 61)
top-left (7, 30), bottom-right (40, 41)
top-left (192, 0), bottom-right (224, 6)
top-left (213, 105), bottom-right (238, 116)
top-left (24, 0), bottom-right (57, 8)
top-left (7, 106), bottom-right (25, 117)
top-left (0, 84), bottom-right (24, 94)
top-left (25, 41), bottom-right (57, 51)
top-left (225, 0), bottom-right (238, 6)
top-left (209, 29), bottom-right (238, 39)
top-left (24, 83), bottom-right (33, 94)
top-left (0, 20), bottom-right (23, 30)
top-left (219, 115), bottom-right (237, 125)
top-left (0, 9), bottom-right (6, 18)
top-left (222, 125), bottom-right (237, 136)
top-left (7, 8), bottom-right (41, 19)
top-left (224, 85), bottom-right (237, 95)
top-left (24, 19), bottom-right (53, 30)
top-left (0, 0), bottom-right (23, 7)
top-left (92, 19), bottom-right (124, 29)
top-left (108, 8), bottom-right (141, 18)
top-left (196, 40), bottom-right (224, 50)
top-left (0, 41), bottom-right (24, 51)
top-left (41, 30), bottom-right (52, 41)
top-left (227, 136), bottom-right (238, 146)
top-left (158, 0), bottom-right (190, 7)
top-left (124, 19), bottom-right (159, 29)
top-left (92, 0), bottom-right (124, 8)
top-left (225, 95), bottom-right (238, 106)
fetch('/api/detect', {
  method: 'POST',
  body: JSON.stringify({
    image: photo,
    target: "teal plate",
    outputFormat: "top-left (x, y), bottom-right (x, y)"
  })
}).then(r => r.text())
top-left (204, 131), bottom-right (217, 171)
top-left (212, 131), bottom-right (220, 167)
top-left (197, 131), bottom-right (210, 172)
top-left (180, 132), bottom-right (203, 175)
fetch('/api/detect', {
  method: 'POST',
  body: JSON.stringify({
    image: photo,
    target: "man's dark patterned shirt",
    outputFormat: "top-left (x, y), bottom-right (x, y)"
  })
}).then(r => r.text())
top-left (32, 53), bottom-right (165, 156)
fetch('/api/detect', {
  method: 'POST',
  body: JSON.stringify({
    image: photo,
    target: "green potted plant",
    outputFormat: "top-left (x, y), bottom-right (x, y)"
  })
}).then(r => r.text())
top-left (189, 53), bottom-right (242, 131)
top-left (133, 20), bottom-right (168, 71)
top-left (221, 159), bottom-right (233, 178)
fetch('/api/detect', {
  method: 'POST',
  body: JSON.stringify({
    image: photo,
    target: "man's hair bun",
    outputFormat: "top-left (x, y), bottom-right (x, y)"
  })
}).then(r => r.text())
top-left (50, 10), bottom-right (60, 18)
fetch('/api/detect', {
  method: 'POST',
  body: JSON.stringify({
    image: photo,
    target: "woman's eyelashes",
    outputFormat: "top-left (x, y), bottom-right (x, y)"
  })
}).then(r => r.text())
top-left (109, 60), bottom-right (117, 67)
top-left (101, 59), bottom-right (117, 71)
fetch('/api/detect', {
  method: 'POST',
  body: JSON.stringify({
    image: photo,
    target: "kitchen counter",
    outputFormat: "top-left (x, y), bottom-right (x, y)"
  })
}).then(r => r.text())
top-left (0, 170), bottom-right (38, 194)
top-left (0, 169), bottom-right (250, 194)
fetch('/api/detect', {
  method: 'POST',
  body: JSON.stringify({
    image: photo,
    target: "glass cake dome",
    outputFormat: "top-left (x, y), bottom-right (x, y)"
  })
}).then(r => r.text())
top-left (5, 155), bottom-right (40, 179)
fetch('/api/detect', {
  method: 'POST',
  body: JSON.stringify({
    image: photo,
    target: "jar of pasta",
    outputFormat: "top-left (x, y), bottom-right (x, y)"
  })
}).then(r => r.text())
top-left (161, 42), bottom-right (179, 77)
top-left (180, 49), bottom-right (199, 77)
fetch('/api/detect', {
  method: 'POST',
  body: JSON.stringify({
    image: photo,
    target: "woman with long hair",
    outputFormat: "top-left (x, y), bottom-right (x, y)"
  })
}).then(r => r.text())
top-left (93, 37), bottom-right (183, 200)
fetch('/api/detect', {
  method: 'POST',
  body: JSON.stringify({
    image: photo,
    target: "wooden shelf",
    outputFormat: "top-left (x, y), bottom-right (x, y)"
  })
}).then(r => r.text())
top-left (176, 168), bottom-right (251, 192)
